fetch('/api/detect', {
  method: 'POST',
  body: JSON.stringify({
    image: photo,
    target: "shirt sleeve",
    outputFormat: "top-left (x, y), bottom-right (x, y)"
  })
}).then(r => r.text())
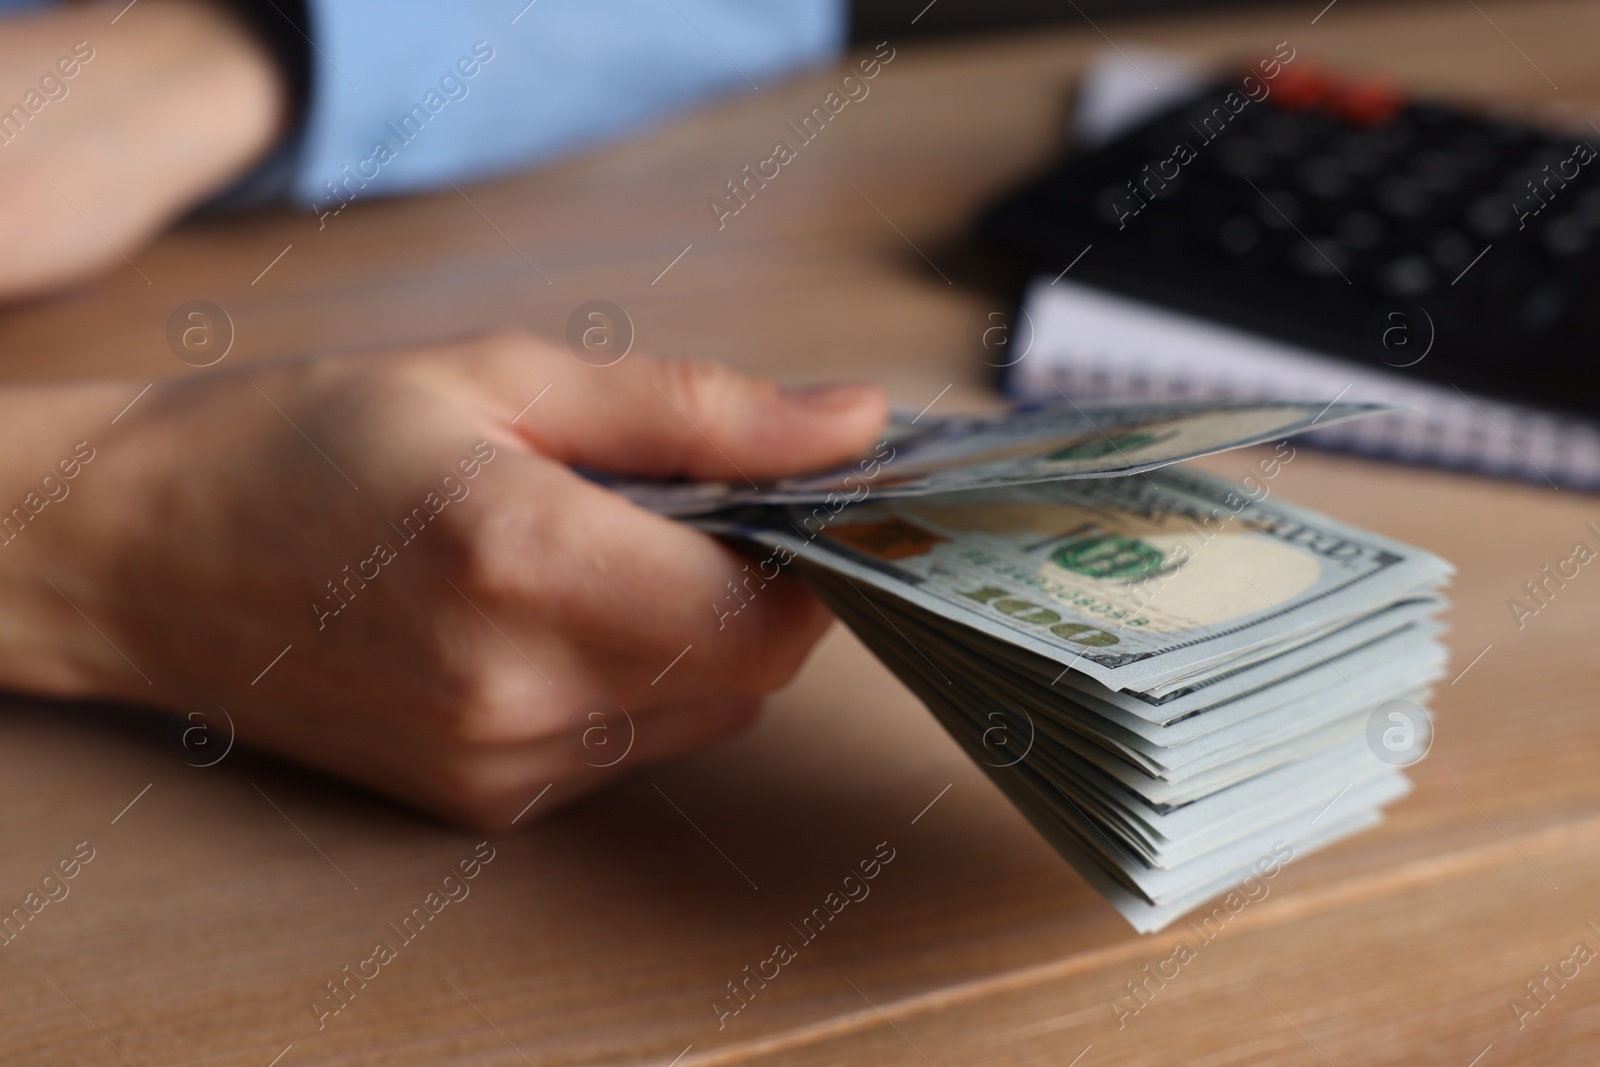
top-left (287, 0), bottom-right (845, 214)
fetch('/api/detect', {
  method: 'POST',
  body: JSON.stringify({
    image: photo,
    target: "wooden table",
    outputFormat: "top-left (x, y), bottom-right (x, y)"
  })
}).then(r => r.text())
top-left (3, 1), bottom-right (1598, 1063)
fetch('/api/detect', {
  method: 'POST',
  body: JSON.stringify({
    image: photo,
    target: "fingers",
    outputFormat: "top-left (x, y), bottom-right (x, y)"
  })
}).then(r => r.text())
top-left (530, 467), bottom-right (834, 693)
top-left (414, 331), bottom-right (889, 483)
top-left (443, 455), bottom-right (833, 741)
top-left (278, 690), bottom-right (763, 830)
top-left (432, 692), bottom-right (763, 829)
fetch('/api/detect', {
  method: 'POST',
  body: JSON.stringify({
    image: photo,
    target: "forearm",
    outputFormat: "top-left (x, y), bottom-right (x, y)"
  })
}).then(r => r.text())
top-left (0, 379), bottom-right (133, 700)
top-left (0, 0), bottom-right (289, 296)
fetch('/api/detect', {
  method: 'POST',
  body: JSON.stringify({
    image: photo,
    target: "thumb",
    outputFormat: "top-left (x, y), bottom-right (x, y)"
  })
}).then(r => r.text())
top-left (498, 340), bottom-right (889, 482)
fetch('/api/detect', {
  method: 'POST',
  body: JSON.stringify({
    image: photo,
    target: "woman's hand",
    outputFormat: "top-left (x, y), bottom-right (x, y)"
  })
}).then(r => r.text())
top-left (0, 332), bottom-right (888, 826)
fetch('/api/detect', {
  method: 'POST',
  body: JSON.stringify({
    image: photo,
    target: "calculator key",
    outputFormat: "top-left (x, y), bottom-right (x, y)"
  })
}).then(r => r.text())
top-left (1340, 210), bottom-right (1386, 250)
top-left (1330, 131), bottom-right (1390, 174)
top-left (1520, 284), bottom-right (1568, 331)
top-left (1269, 65), bottom-right (1334, 111)
top-left (1216, 139), bottom-right (1270, 179)
top-left (1298, 158), bottom-right (1350, 198)
top-left (1291, 238), bottom-right (1349, 277)
top-left (1256, 189), bottom-right (1302, 228)
top-left (1414, 152), bottom-right (1463, 194)
top-left (1369, 120), bottom-right (1417, 155)
top-left (1378, 176), bottom-right (1432, 218)
top-left (1429, 230), bottom-right (1473, 272)
top-left (1218, 216), bottom-right (1261, 254)
top-left (1579, 188), bottom-right (1600, 225)
top-left (1259, 113), bottom-right (1311, 156)
top-left (1449, 131), bottom-right (1500, 172)
top-left (1327, 80), bottom-right (1403, 127)
top-left (1467, 195), bottom-right (1513, 238)
top-left (1093, 185), bottom-right (1129, 225)
top-left (1543, 215), bottom-right (1590, 257)
top-left (1496, 169), bottom-right (1536, 200)
top-left (1378, 255), bottom-right (1435, 296)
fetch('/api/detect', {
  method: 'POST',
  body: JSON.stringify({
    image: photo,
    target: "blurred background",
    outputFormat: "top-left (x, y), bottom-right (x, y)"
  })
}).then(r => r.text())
top-left (851, 0), bottom-right (1297, 39)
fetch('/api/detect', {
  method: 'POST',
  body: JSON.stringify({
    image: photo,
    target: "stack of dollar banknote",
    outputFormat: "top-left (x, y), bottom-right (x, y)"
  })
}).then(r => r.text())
top-left (618, 401), bottom-right (1452, 933)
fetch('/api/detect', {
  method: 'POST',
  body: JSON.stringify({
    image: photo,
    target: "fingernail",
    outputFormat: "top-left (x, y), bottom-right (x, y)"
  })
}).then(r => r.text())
top-left (781, 382), bottom-right (880, 414)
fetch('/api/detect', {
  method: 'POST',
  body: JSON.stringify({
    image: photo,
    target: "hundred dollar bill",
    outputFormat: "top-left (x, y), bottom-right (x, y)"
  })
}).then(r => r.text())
top-left (823, 573), bottom-right (1443, 800)
top-left (717, 465), bottom-right (1452, 695)
top-left (611, 399), bottom-right (1392, 516)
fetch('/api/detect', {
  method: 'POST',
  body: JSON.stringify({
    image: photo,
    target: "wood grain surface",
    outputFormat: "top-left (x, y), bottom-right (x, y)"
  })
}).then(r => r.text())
top-left (1, 1), bottom-right (1597, 1064)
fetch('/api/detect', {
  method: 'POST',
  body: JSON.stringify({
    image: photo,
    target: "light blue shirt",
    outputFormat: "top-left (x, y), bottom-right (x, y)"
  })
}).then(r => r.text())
top-left (1, 0), bottom-right (845, 211)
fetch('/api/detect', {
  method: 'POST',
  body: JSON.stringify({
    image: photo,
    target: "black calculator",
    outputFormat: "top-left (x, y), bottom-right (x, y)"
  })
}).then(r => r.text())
top-left (977, 63), bottom-right (1600, 418)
